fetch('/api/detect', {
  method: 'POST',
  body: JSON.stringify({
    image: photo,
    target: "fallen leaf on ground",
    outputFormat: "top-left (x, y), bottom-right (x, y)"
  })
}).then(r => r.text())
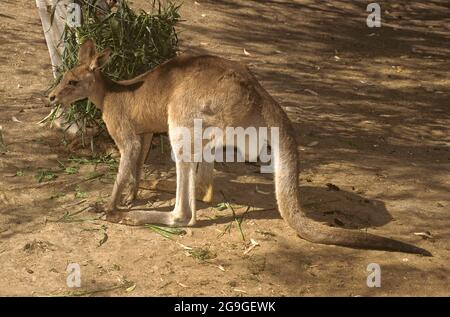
top-left (12, 116), bottom-right (23, 123)
top-left (125, 283), bottom-right (136, 293)
top-left (304, 88), bottom-right (318, 96)
top-left (243, 239), bottom-right (260, 255)
top-left (255, 186), bottom-right (271, 195)
top-left (98, 232), bottom-right (108, 247)
top-left (413, 231), bottom-right (433, 240)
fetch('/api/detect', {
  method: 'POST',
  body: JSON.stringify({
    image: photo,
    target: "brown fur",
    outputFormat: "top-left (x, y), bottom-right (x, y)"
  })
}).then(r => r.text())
top-left (49, 39), bottom-right (431, 256)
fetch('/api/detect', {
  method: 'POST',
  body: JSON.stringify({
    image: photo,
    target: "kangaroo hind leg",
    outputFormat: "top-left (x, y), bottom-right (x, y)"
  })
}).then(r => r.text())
top-left (106, 158), bottom-right (197, 227)
top-left (124, 133), bottom-right (153, 206)
top-left (195, 162), bottom-right (214, 203)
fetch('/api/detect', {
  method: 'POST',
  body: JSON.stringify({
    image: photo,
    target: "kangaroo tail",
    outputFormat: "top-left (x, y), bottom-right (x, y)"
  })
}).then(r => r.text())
top-left (260, 100), bottom-right (431, 256)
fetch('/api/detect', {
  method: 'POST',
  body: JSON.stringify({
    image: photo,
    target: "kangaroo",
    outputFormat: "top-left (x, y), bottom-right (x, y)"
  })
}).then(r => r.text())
top-left (49, 39), bottom-right (431, 256)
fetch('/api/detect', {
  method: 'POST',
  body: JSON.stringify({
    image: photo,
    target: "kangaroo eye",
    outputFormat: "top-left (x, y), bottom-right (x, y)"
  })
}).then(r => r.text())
top-left (68, 80), bottom-right (78, 86)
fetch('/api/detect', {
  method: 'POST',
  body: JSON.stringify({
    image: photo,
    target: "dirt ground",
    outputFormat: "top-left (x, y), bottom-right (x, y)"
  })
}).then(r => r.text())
top-left (0, 0), bottom-right (449, 296)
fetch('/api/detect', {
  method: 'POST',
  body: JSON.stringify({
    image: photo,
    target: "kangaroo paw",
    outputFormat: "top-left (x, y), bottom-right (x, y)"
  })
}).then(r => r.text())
top-left (105, 210), bottom-right (176, 226)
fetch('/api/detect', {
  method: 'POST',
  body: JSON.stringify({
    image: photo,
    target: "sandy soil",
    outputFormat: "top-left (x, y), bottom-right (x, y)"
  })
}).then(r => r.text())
top-left (0, 0), bottom-right (449, 296)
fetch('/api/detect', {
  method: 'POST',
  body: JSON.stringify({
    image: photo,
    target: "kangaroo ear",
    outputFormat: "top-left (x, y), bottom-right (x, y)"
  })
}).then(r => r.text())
top-left (78, 39), bottom-right (96, 64)
top-left (89, 48), bottom-right (112, 71)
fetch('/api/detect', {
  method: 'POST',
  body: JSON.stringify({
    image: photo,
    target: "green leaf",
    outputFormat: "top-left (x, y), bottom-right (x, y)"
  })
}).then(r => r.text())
top-left (215, 203), bottom-right (228, 211)
top-left (98, 232), bottom-right (108, 247)
top-left (35, 170), bottom-right (57, 183)
top-left (147, 224), bottom-right (186, 240)
top-left (64, 166), bottom-right (79, 175)
top-left (74, 186), bottom-right (88, 199)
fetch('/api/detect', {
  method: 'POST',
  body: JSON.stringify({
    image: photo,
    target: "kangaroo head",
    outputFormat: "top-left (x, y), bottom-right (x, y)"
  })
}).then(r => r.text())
top-left (49, 39), bottom-right (111, 106)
